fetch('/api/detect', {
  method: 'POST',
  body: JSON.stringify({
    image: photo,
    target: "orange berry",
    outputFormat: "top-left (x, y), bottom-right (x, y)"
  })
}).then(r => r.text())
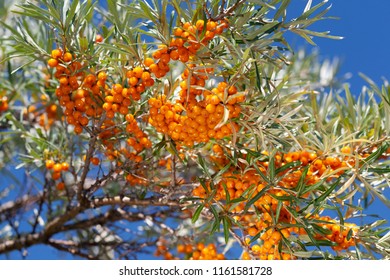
top-left (205, 103), bottom-right (216, 114)
top-left (141, 71), bottom-right (151, 81)
top-left (59, 77), bottom-right (69, 85)
top-left (112, 83), bottom-right (123, 94)
top-left (174, 27), bottom-right (183, 37)
top-left (61, 162), bottom-right (69, 171)
top-left (313, 159), bottom-right (323, 170)
top-left (48, 58), bottom-right (58, 68)
top-left (177, 244), bottom-right (185, 253)
top-left (196, 19), bottom-right (205, 31)
top-left (133, 67), bottom-right (144, 78)
top-left (95, 34), bottom-right (103, 43)
top-left (45, 159), bottom-right (55, 169)
top-left (79, 116), bottom-right (89, 126)
top-left (91, 157), bottom-right (100, 165)
top-left (206, 21), bottom-right (217, 31)
top-left (51, 49), bottom-right (63, 59)
top-left (125, 114), bottom-right (135, 122)
top-left (227, 86), bottom-right (237, 95)
top-left (248, 227), bottom-right (258, 237)
top-left (209, 95), bottom-right (220, 105)
top-left (160, 53), bottom-right (170, 64)
top-left (290, 152), bottom-right (300, 161)
top-left (53, 163), bottom-right (62, 173)
top-left (63, 52), bottom-right (73, 62)
top-left (153, 50), bottom-right (162, 59)
top-left (129, 77), bottom-right (138, 86)
top-left (341, 146), bottom-right (352, 154)
top-left (179, 53), bottom-right (189, 63)
top-left (149, 63), bottom-right (159, 74)
top-left (56, 182), bottom-right (65, 191)
top-left (98, 71), bottom-right (107, 81)
top-left (144, 57), bottom-right (154, 67)
top-left (169, 50), bottom-right (179, 60)
top-left (74, 125), bottom-right (83, 134)
top-left (52, 171), bottom-right (61, 180)
top-left (119, 106), bottom-right (129, 115)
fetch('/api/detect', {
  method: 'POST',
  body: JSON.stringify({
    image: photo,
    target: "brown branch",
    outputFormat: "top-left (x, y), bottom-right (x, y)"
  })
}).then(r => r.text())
top-left (48, 239), bottom-right (98, 259)
top-left (0, 232), bottom-right (45, 254)
top-left (59, 209), bottom-right (145, 232)
top-left (0, 193), bottom-right (187, 255)
top-left (77, 116), bottom-right (106, 201)
top-left (91, 196), bottom-right (187, 208)
top-left (44, 205), bottom-right (86, 237)
top-left (229, 228), bottom-right (255, 259)
top-left (210, 0), bottom-right (246, 21)
top-left (0, 194), bottom-right (42, 219)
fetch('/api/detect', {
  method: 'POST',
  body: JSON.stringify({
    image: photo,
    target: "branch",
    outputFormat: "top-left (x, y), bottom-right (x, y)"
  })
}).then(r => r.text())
top-left (48, 239), bottom-right (98, 259)
top-left (91, 196), bottom-right (187, 208)
top-left (0, 232), bottom-right (45, 254)
top-left (0, 194), bottom-right (186, 255)
top-left (210, 0), bottom-right (246, 21)
top-left (59, 208), bottom-right (145, 232)
top-left (0, 194), bottom-right (42, 220)
top-left (77, 116), bottom-right (106, 201)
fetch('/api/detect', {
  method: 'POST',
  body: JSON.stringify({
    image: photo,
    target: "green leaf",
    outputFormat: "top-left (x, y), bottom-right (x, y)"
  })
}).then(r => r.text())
top-left (275, 200), bottom-right (283, 222)
top-left (191, 204), bottom-right (204, 223)
top-left (5, 113), bottom-right (26, 131)
top-left (311, 223), bottom-right (332, 236)
top-left (214, 162), bottom-right (231, 180)
top-left (268, 151), bottom-right (275, 182)
top-left (222, 217), bottom-right (230, 244)
top-left (314, 177), bottom-right (341, 205)
top-left (275, 160), bottom-right (301, 174)
top-left (361, 143), bottom-right (389, 167)
top-left (274, 0), bottom-right (291, 20)
top-left (358, 174), bottom-right (390, 208)
top-left (292, 29), bottom-right (316, 45)
top-left (249, 230), bottom-right (262, 244)
top-left (244, 184), bottom-right (270, 212)
top-left (296, 0), bottom-right (329, 21)
top-left (253, 160), bottom-right (271, 185)
top-left (209, 205), bottom-right (220, 234)
top-left (64, 0), bottom-right (79, 29)
top-left (367, 167), bottom-right (390, 175)
top-left (197, 153), bottom-right (211, 178)
top-left (222, 182), bottom-right (230, 204)
top-left (296, 165), bottom-right (309, 197)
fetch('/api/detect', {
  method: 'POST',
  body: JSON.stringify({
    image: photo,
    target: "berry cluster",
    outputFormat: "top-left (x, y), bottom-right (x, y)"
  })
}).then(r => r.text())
top-left (48, 47), bottom-right (154, 170)
top-left (192, 146), bottom-right (367, 259)
top-left (242, 230), bottom-right (295, 260)
top-left (25, 97), bottom-right (60, 130)
top-left (315, 216), bottom-right (358, 251)
top-left (155, 241), bottom-right (225, 260)
top-left (0, 95), bottom-right (8, 113)
top-left (177, 242), bottom-right (225, 260)
top-left (48, 49), bottom-right (104, 134)
top-left (147, 19), bottom-right (243, 146)
top-left (45, 159), bottom-right (69, 190)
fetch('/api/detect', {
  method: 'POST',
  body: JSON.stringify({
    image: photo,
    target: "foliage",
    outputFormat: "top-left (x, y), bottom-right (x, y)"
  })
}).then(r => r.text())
top-left (0, 0), bottom-right (389, 260)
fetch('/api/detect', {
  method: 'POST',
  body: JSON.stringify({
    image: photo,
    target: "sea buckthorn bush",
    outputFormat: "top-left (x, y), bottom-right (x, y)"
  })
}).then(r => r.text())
top-left (0, 0), bottom-right (389, 260)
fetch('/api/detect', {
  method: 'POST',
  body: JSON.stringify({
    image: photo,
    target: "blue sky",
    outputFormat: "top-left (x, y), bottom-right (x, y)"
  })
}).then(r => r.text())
top-left (1, 0), bottom-right (390, 260)
top-left (289, 0), bottom-right (390, 92)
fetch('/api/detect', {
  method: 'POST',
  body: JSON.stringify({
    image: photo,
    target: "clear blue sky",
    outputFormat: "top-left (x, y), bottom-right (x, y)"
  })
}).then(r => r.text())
top-left (289, 0), bottom-right (390, 92)
top-left (1, 0), bottom-right (389, 260)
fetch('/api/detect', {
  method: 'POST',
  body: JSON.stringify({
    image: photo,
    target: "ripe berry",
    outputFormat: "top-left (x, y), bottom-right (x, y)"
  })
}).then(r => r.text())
top-left (45, 159), bottom-right (55, 169)
top-left (53, 163), bottom-right (62, 173)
